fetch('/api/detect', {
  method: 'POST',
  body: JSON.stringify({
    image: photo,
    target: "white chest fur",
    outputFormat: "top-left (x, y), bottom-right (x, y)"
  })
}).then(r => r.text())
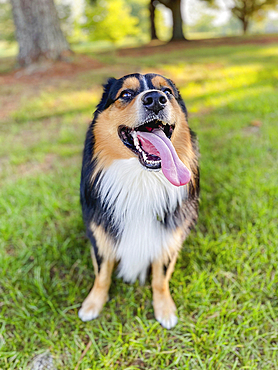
top-left (98, 158), bottom-right (187, 283)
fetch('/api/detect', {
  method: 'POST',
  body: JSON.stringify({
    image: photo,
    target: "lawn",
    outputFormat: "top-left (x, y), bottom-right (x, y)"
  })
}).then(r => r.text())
top-left (0, 38), bottom-right (278, 369)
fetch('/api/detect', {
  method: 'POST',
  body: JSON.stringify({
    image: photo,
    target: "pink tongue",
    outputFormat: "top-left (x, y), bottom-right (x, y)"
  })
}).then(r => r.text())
top-left (136, 130), bottom-right (191, 186)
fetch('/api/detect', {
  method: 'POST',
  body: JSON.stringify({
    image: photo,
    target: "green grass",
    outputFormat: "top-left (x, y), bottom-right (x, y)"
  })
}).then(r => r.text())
top-left (1, 39), bottom-right (278, 369)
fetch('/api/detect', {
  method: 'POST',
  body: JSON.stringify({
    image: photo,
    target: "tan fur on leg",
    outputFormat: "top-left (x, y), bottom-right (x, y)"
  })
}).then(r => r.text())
top-left (152, 254), bottom-right (178, 329)
top-left (78, 258), bottom-right (114, 322)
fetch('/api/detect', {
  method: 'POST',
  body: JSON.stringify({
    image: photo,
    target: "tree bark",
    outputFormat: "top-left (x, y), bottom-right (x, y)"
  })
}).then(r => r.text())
top-left (242, 18), bottom-right (249, 34)
top-left (158, 0), bottom-right (186, 41)
top-left (149, 0), bottom-right (158, 40)
top-left (10, 0), bottom-right (71, 67)
top-left (169, 0), bottom-right (186, 41)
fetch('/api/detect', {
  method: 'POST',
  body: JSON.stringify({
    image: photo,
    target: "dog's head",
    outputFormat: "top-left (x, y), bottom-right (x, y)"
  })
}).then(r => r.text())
top-left (92, 73), bottom-right (198, 187)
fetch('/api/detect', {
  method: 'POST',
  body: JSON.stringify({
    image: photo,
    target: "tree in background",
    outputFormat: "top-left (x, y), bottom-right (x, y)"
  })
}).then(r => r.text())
top-left (150, 0), bottom-right (158, 40)
top-left (230, 0), bottom-right (278, 33)
top-left (156, 0), bottom-right (186, 40)
top-left (10, 0), bottom-right (71, 66)
top-left (0, 1), bottom-right (15, 43)
top-left (85, 0), bottom-right (181, 43)
top-left (85, 0), bottom-right (139, 43)
top-left (203, 0), bottom-right (278, 34)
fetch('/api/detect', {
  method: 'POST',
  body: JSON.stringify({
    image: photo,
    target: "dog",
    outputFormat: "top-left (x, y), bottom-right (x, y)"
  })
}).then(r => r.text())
top-left (78, 73), bottom-right (199, 329)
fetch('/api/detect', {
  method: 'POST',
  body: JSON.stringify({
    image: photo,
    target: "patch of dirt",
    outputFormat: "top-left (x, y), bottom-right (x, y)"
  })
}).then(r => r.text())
top-left (243, 126), bottom-right (261, 136)
top-left (116, 35), bottom-right (278, 58)
top-left (243, 120), bottom-right (263, 136)
top-left (0, 54), bottom-right (104, 85)
top-left (0, 54), bottom-right (103, 121)
top-left (0, 97), bottom-right (20, 120)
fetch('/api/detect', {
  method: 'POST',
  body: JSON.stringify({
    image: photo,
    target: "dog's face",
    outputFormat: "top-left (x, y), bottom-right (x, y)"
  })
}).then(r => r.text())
top-left (93, 73), bottom-right (196, 186)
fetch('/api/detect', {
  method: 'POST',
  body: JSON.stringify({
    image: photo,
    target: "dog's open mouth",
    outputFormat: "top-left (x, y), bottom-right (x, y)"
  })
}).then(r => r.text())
top-left (118, 120), bottom-right (191, 187)
top-left (118, 120), bottom-right (173, 170)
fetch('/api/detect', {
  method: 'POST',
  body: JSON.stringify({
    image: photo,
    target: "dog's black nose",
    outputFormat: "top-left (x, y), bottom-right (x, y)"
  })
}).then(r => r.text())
top-left (142, 91), bottom-right (167, 113)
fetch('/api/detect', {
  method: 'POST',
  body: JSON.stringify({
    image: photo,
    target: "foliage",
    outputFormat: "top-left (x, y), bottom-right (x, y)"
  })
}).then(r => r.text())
top-left (155, 3), bottom-right (172, 41)
top-left (231, 0), bottom-right (278, 33)
top-left (84, 0), bottom-right (140, 43)
top-left (127, 0), bottom-right (150, 40)
top-left (0, 1), bottom-right (15, 42)
top-left (55, 0), bottom-right (72, 38)
top-left (1, 38), bottom-right (278, 368)
top-left (188, 12), bottom-right (218, 33)
top-left (54, 0), bottom-right (90, 44)
top-left (203, 0), bottom-right (278, 33)
top-left (219, 15), bottom-right (242, 35)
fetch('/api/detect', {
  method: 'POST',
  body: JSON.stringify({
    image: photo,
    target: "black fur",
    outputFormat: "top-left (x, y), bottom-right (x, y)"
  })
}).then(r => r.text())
top-left (163, 261), bottom-right (170, 276)
top-left (87, 229), bottom-right (103, 273)
top-left (80, 125), bottom-right (121, 243)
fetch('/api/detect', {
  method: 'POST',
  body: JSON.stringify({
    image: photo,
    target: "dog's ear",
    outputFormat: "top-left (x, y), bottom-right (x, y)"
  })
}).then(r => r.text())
top-left (96, 77), bottom-right (117, 112)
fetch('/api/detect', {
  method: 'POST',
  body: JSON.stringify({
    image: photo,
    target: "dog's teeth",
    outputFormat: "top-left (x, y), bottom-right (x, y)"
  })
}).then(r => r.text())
top-left (132, 132), bottom-right (139, 147)
top-left (145, 159), bottom-right (159, 165)
top-left (132, 131), bottom-right (142, 152)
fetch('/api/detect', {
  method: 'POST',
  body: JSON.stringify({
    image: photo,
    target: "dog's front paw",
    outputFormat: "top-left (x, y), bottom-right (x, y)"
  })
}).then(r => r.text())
top-left (78, 304), bottom-right (100, 322)
top-left (78, 293), bottom-right (109, 322)
top-left (155, 311), bottom-right (178, 329)
top-left (153, 296), bottom-right (178, 329)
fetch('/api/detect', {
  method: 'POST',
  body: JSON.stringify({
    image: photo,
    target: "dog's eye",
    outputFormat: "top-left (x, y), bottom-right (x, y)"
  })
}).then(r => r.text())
top-left (163, 88), bottom-right (172, 96)
top-left (120, 90), bottom-right (133, 99)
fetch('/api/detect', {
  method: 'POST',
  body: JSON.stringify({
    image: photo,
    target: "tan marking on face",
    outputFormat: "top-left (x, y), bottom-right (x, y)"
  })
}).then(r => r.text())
top-left (116, 77), bottom-right (140, 99)
top-left (151, 76), bottom-right (173, 93)
top-left (92, 96), bottom-right (140, 172)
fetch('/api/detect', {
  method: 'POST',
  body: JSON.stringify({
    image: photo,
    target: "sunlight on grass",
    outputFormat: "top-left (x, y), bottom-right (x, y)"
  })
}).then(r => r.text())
top-left (164, 63), bottom-right (263, 85)
top-left (244, 45), bottom-right (278, 57)
top-left (180, 65), bottom-right (262, 99)
top-left (185, 85), bottom-right (277, 114)
top-left (11, 89), bottom-right (100, 122)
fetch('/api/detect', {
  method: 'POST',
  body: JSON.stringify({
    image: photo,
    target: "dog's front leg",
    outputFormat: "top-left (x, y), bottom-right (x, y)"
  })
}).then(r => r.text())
top-left (152, 253), bottom-right (178, 329)
top-left (78, 251), bottom-right (114, 322)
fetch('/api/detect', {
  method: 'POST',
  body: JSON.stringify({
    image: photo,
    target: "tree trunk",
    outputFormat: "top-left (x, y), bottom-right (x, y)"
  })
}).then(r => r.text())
top-left (158, 0), bottom-right (187, 41)
top-left (149, 0), bottom-right (158, 40)
top-left (10, 0), bottom-right (71, 67)
top-left (170, 0), bottom-right (186, 41)
top-left (242, 18), bottom-right (249, 34)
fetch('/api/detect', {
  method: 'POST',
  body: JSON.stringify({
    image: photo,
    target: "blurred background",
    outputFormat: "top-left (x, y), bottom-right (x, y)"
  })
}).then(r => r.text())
top-left (1, 0), bottom-right (278, 63)
top-left (1, 1), bottom-right (278, 369)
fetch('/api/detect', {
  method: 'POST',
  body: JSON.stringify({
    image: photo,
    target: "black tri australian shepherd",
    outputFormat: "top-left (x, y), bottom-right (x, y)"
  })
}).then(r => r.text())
top-left (78, 73), bottom-right (199, 329)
